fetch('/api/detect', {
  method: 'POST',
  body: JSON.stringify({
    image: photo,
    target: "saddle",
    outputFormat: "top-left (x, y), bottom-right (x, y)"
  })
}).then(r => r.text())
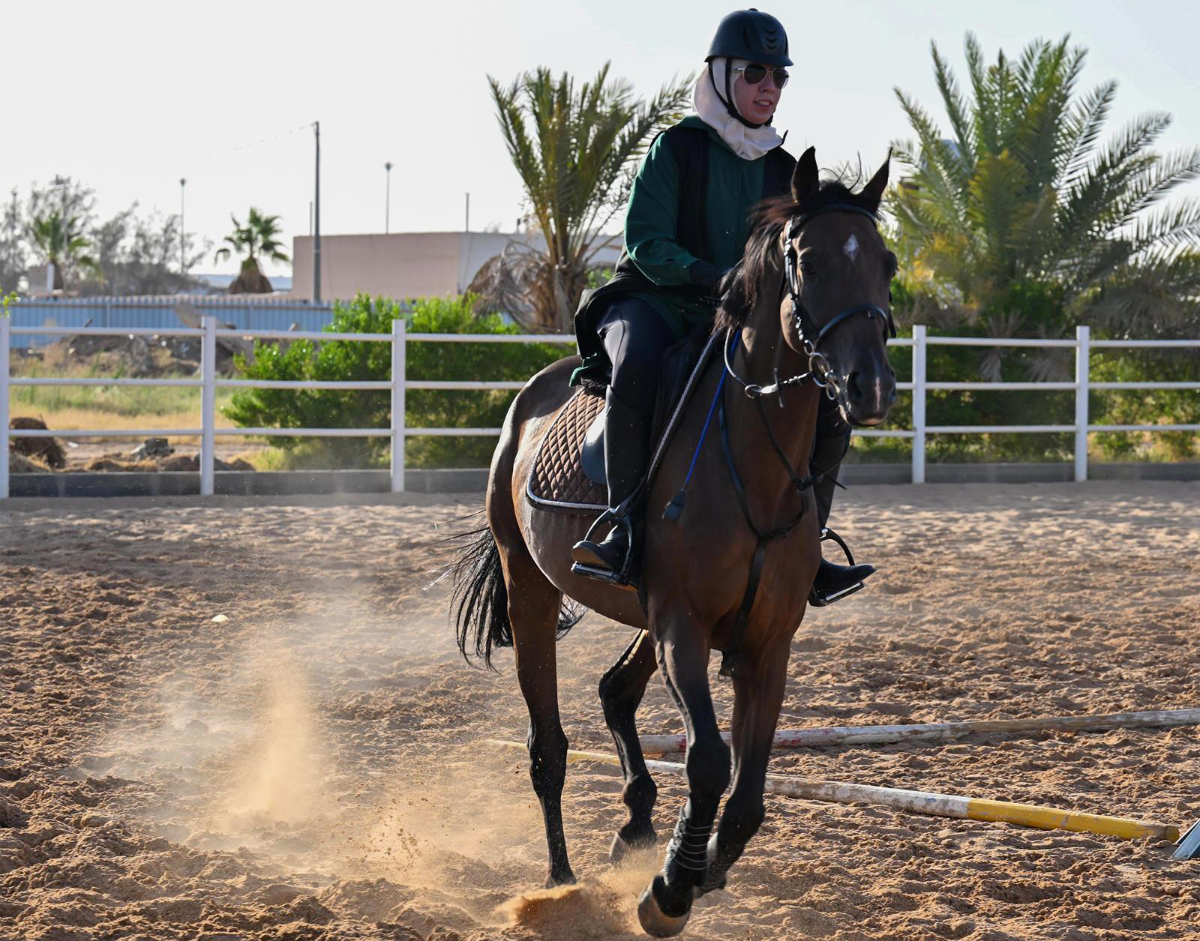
top-left (528, 326), bottom-right (715, 513)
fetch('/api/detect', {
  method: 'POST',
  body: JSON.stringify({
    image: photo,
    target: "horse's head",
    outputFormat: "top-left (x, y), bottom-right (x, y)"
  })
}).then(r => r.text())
top-left (779, 148), bottom-right (898, 426)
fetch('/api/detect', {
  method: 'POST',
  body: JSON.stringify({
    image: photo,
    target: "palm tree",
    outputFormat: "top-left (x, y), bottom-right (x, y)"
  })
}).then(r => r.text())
top-left (482, 63), bottom-right (692, 332)
top-left (890, 33), bottom-right (1200, 371)
top-left (28, 209), bottom-right (98, 292)
top-left (215, 208), bottom-right (289, 294)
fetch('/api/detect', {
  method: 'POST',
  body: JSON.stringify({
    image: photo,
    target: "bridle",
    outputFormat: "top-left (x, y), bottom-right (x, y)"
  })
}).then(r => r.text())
top-left (712, 202), bottom-right (897, 680)
top-left (723, 202), bottom-right (897, 404)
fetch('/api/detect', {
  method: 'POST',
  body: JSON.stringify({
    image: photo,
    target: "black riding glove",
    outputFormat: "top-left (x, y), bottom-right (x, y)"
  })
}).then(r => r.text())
top-left (688, 260), bottom-right (732, 293)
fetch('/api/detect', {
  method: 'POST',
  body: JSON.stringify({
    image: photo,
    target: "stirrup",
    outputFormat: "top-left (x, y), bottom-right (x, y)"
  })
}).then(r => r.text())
top-left (809, 528), bottom-right (867, 607)
top-left (570, 506), bottom-right (637, 590)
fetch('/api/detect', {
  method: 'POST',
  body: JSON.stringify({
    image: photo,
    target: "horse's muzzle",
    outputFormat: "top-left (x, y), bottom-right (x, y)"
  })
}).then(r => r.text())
top-left (843, 364), bottom-right (897, 426)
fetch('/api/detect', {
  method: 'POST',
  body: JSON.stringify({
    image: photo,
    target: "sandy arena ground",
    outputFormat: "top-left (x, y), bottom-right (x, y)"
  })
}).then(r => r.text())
top-left (1, 481), bottom-right (1197, 941)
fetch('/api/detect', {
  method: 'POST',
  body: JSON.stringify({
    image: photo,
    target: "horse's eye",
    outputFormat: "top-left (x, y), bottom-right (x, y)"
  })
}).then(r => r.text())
top-left (883, 251), bottom-right (899, 278)
top-left (799, 259), bottom-right (816, 279)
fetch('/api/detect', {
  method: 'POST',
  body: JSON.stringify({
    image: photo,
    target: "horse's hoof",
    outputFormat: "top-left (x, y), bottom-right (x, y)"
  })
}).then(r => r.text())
top-left (637, 877), bottom-right (690, 938)
top-left (610, 828), bottom-right (656, 865)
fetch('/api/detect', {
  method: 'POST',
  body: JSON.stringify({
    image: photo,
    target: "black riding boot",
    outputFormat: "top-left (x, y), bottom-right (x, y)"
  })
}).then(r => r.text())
top-left (809, 430), bottom-right (876, 606)
top-left (571, 388), bottom-right (652, 589)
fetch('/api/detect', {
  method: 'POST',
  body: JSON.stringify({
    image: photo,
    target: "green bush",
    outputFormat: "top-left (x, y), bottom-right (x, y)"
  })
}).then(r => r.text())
top-left (224, 294), bottom-right (568, 468)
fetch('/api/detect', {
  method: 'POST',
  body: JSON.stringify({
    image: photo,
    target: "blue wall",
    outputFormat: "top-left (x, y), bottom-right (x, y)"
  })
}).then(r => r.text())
top-left (10, 297), bottom-right (336, 349)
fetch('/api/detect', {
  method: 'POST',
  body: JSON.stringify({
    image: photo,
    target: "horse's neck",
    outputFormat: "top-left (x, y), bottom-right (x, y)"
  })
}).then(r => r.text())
top-left (727, 299), bottom-right (821, 520)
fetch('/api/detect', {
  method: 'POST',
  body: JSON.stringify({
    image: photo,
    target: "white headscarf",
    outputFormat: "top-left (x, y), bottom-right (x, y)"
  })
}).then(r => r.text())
top-left (693, 56), bottom-right (785, 161)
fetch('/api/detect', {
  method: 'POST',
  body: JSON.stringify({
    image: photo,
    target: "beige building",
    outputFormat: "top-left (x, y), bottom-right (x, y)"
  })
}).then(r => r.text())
top-left (291, 230), bottom-right (621, 302)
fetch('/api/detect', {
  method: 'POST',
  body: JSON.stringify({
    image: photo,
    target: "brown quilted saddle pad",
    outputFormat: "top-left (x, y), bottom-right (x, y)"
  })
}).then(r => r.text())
top-left (527, 390), bottom-right (607, 512)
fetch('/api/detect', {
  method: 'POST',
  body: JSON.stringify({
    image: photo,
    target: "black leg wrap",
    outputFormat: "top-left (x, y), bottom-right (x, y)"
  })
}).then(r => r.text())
top-left (665, 805), bottom-right (711, 876)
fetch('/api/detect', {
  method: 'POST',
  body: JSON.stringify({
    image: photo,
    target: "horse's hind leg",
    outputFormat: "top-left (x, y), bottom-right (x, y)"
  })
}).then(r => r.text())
top-left (503, 543), bottom-right (577, 887)
top-left (637, 620), bottom-right (730, 937)
top-left (698, 638), bottom-right (789, 896)
top-left (598, 629), bottom-right (659, 862)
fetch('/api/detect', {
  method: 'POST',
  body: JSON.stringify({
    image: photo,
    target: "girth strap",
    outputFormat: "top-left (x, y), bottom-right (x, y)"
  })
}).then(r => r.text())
top-left (720, 536), bottom-right (770, 679)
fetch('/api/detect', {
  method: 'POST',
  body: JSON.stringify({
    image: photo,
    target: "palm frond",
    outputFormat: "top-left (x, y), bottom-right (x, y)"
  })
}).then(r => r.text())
top-left (931, 41), bottom-right (975, 167)
top-left (1058, 79), bottom-right (1117, 185)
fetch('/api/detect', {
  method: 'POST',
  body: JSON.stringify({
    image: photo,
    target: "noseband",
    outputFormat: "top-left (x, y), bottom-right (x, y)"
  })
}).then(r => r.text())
top-left (725, 202), bottom-right (897, 403)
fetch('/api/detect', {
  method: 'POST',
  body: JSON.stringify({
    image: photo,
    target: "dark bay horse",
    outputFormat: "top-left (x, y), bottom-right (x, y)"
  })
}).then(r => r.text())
top-left (450, 147), bottom-right (897, 936)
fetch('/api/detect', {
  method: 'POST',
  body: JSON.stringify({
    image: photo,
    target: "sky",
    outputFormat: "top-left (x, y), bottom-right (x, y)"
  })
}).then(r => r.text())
top-left (8, 0), bottom-right (1199, 278)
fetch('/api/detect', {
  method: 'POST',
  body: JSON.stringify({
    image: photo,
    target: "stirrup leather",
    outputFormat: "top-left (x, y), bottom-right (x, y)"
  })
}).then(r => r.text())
top-left (809, 527), bottom-right (866, 607)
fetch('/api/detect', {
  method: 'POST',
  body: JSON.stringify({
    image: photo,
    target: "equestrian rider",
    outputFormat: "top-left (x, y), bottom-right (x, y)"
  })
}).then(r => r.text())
top-left (570, 9), bottom-right (876, 605)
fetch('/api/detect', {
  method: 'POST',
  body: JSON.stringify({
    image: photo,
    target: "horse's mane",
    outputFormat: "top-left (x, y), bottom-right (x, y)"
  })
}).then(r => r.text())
top-left (714, 179), bottom-right (879, 331)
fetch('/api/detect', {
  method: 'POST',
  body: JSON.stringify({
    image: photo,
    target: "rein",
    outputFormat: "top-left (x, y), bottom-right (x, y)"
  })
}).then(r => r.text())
top-left (715, 202), bottom-right (894, 679)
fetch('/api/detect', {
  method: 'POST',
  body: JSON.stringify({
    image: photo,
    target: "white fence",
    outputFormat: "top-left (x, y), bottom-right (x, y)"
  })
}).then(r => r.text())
top-left (1, 318), bottom-right (1196, 499)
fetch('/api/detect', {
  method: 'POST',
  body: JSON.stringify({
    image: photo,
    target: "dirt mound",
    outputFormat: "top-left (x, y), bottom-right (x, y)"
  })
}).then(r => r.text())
top-left (9, 416), bottom-right (66, 469)
top-left (84, 456), bottom-right (160, 472)
top-left (81, 453), bottom-right (256, 473)
top-left (8, 451), bottom-right (48, 474)
top-left (160, 454), bottom-right (256, 472)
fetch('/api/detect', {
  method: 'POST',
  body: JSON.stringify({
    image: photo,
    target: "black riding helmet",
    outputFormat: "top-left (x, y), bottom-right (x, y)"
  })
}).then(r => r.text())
top-left (706, 8), bottom-right (792, 65)
top-left (705, 9), bottom-right (792, 129)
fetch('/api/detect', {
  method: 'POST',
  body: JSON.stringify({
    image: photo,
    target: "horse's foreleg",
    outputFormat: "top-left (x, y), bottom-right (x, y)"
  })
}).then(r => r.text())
top-left (507, 549), bottom-right (576, 888)
top-left (598, 629), bottom-right (659, 862)
top-left (637, 623), bottom-right (730, 938)
top-left (697, 639), bottom-right (790, 897)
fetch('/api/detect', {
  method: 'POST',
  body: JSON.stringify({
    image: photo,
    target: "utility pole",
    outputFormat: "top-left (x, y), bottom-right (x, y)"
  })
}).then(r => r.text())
top-left (313, 120), bottom-right (322, 302)
top-left (385, 161), bottom-right (393, 234)
top-left (464, 192), bottom-right (470, 232)
top-left (179, 178), bottom-right (187, 277)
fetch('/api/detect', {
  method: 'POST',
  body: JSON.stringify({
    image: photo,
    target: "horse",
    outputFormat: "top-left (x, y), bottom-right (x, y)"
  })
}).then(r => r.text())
top-left (449, 146), bottom-right (898, 937)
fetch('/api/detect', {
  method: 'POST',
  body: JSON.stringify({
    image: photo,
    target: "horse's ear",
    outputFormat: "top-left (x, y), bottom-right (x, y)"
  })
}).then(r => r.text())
top-left (791, 146), bottom-right (820, 208)
top-left (859, 149), bottom-right (891, 213)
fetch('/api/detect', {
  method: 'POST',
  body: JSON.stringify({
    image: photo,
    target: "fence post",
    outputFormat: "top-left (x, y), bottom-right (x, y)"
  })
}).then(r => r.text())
top-left (911, 324), bottom-right (927, 484)
top-left (200, 316), bottom-right (216, 497)
top-left (391, 318), bottom-right (406, 493)
top-left (1075, 324), bottom-right (1090, 482)
top-left (0, 316), bottom-right (10, 500)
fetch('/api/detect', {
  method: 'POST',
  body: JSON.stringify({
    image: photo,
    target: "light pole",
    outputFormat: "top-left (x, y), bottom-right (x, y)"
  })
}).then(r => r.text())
top-left (313, 120), bottom-right (321, 303)
top-left (385, 161), bottom-right (393, 234)
top-left (179, 178), bottom-right (187, 277)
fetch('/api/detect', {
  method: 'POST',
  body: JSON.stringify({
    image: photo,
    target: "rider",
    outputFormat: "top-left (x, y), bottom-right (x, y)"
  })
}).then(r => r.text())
top-left (570, 8), bottom-right (876, 605)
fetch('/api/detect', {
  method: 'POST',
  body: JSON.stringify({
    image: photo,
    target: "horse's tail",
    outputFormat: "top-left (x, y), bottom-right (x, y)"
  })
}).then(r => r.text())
top-left (449, 522), bottom-right (585, 671)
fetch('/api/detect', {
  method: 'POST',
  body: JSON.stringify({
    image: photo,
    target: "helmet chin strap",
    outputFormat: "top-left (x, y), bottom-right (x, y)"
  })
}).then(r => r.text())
top-left (709, 60), bottom-right (771, 130)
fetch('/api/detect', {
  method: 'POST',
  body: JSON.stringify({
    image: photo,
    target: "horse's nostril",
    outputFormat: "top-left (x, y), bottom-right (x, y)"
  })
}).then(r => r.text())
top-left (847, 371), bottom-right (864, 402)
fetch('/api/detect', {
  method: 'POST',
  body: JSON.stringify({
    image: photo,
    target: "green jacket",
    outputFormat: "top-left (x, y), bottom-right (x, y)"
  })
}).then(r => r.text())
top-left (572, 115), bottom-right (795, 387)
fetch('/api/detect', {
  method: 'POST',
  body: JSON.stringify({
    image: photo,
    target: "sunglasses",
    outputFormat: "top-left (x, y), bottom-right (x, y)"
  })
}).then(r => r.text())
top-left (732, 63), bottom-right (789, 90)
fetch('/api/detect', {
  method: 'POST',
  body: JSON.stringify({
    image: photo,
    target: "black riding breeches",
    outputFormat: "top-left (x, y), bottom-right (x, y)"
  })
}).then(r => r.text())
top-left (595, 297), bottom-right (679, 412)
top-left (811, 394), bottom-right (851, 530)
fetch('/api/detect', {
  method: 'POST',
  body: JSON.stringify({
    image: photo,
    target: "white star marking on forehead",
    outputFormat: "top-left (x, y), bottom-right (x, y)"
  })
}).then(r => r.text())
top-left (843, 233), bottom-right (859, 263)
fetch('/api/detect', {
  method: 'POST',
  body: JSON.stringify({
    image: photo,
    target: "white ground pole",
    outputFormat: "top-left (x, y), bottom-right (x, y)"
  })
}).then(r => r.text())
top-left (637, 706), bottom-right (1200, 756)
top-left (1075, 324), bottom-right (1090, 482)
top-left (391, 318), bottom-right (407, 493)
top-left (200, 316), bottom-right (216, 496)
top-left (0, 316), bottom-right (10, 500)
top-left (911, 324), bottom-right (927, 484)
top-left (488, 740), bottom-right (1181, 843)
top-left (1174, 821), bottom-right (1200, 860)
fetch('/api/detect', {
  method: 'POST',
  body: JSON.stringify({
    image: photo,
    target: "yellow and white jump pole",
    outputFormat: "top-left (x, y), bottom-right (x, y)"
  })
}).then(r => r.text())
top-left (488, 741), bottom-right (1180, 843)
top-left (637, 707), bottom-right (1200, 757)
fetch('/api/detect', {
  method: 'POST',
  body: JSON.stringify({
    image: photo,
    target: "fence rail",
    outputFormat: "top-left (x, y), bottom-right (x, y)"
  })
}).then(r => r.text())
top-left (1, 319), bottom-right (1196, 499)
